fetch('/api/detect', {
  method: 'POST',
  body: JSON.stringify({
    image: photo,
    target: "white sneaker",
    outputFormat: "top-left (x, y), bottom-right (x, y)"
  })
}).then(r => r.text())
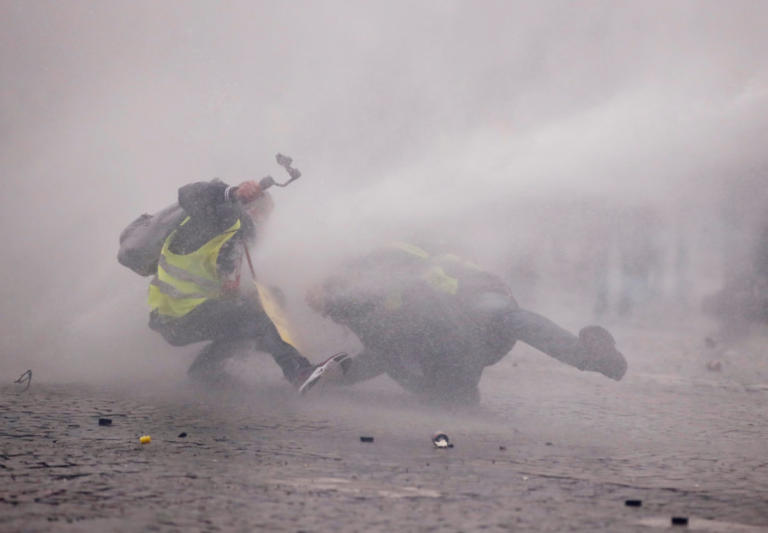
top-left (296, 352), bottom-right (351, 395)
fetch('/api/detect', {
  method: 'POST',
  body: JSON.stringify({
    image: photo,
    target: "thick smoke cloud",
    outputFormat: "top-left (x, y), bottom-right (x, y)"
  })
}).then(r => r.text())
top-left (1, 1), bottom-right (766, 380)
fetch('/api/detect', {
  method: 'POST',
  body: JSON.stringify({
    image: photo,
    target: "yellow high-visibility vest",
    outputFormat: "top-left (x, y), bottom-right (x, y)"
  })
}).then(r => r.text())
top-left (148, 218), bottom-right (241, 317)
top-left (382, 242), bottom-right (459, 309)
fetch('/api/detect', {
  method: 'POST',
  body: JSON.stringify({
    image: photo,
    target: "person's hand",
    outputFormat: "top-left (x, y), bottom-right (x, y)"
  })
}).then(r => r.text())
top-left (235, 180), bottom-right (263, 203)
top-left (221, 279), bottom-right (240, 295)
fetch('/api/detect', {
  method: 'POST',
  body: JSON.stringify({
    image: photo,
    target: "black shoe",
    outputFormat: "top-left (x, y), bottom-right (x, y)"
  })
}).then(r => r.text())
top-left (293, 352), bottom-right (351, 395)
top-left (579, 326), bottom-right (628, 381)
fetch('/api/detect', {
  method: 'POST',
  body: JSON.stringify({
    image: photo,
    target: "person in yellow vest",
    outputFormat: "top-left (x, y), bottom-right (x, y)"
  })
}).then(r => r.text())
top-left (306, 242), bottom-right (627, 404)
top-left (148, 178), bottom-right (332, 391)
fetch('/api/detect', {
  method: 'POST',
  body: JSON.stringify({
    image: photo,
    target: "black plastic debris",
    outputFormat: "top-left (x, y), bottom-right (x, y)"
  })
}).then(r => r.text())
top-left (360, 436), bottom-right (374, 443)
top-left (98, 418), bottom-right (113, 426)
top-left (178, 432), bottom-right (188, 438)
top-left (671, 516), bottom-right (689, 526)
top-left (625, 499), bottom-right (642, 507)
top-left (432, 433), bottom-right (453, 449)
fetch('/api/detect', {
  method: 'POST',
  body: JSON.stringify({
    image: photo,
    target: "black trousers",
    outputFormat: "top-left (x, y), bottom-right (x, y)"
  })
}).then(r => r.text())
top-left (339, 292), bottom-right (589, 403)
top-left (149, 296), bottom-right (311, 383)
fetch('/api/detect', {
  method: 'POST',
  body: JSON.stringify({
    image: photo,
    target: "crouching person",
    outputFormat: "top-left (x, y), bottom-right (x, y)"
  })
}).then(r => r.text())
top-left (146, 178), bottom-right (326, 391)
top-left (306, 242), bottom-right (627, 404)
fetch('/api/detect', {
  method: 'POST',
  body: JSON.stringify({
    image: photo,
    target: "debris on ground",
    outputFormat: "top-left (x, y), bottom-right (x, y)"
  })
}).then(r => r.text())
top-left (706, 361), bottom-right (722, 372)
top-left (139, 435), bottom-right (151, 444)
top-left (625, 499), bottom-right (642, 507)
top-left (359, 436), bottom-right (374, 443)
top-left (98, 418), bottom-right (113, 426)
top-left (432, 432), bottom-right (453, 449)
top-left (13, 370), bottom-right (32, 391)
top-left (671, 516), bottom-right (689, 526)
top-left (177, 432), bottom-right (187, 438)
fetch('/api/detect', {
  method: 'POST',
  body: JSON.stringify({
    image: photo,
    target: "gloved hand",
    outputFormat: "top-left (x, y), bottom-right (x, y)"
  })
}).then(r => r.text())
top-left (578, 325), bottom-right (628, 381)
top-left (234, 180), bottom-right (263, 203)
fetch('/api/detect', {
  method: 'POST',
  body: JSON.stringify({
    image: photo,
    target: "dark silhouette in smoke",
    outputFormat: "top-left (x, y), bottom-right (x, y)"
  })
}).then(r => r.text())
top-left (307, 242), bottom-right (627, 404)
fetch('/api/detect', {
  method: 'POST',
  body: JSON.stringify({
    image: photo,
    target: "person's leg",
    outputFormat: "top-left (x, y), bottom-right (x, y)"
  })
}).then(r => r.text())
top-left (418, 362), bottom-right (483, 405)
top-left (150, 306), bottom-right (246, 384)
top-left (203, 297), bottom-right (313, 384)
top-left (187, 339), bottom-right (242, 385)
top-left (252, 317), bottom-right (313, 384)
top-left (149, 308), bottom-right (212, 347)
top-left (500, 309), bottom-right (582, 366)
top-left (499, 308), bottom-right (627, 380)
top-left (151, 297), bottom-right (313, 384)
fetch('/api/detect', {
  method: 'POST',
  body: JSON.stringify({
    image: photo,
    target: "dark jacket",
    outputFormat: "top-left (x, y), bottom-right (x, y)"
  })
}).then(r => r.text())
top-left (170, 179), bottom-right (254, 278)
top-left (318, 246), bottom-right (516, 398)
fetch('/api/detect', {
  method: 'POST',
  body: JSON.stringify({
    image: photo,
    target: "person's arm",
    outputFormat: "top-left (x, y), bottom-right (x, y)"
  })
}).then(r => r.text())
top-left (178, 179), bottom-right (264, 218)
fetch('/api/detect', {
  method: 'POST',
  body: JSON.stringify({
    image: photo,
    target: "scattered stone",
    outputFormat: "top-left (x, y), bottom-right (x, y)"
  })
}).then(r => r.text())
top-left (671, 516), bottom-right (689, 526)
top-left (178, 432), bottom-right (187, 438)
top-left (625, 499), bottom-right (642, 507)
top-left (432, 433), bottom-right (453, 449)
top-left (98, 418), bottom-right (113, 426)
top-left (359, 436), bottom-right (374, 443)
top-left (706, 361), bottom-right (722, 372)
top-left (499, 445), bottom-right (507, 451)
top-left (545, 441), bottom-right (553, 446)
